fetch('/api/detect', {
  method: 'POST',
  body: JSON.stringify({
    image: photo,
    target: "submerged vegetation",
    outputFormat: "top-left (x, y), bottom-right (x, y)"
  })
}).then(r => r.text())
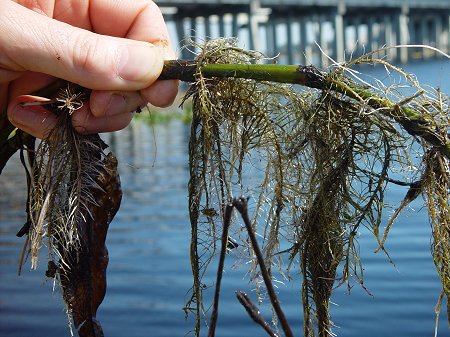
top-left (0, 38), bottom-right (449, 337)
top-left (10, 85), bottom-right (122, 337)
top-left (180, 38), bottom-right (450, 337)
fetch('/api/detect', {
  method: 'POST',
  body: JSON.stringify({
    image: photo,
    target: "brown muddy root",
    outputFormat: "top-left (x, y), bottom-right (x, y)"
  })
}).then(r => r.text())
top-left (58, 147), bottom-right (122, 337)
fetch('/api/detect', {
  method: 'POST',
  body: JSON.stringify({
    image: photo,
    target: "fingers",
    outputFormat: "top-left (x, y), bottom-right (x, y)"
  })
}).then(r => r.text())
top-left (141, 80), bottom-right (179, 108)
top-left (2, 0), bottom-right (180, 138)
top-left (7, 92), bottom-right (140, 138)
top-left (1, 1), bottom-right (166, 90)
top-left (86, 0), bottom-right (180, 108)
top-left (89, 90), bottom-right (145, 118)
top-left (7, 96), bottom-right (58, 139)
top-left (71, 107), bottom-right (134, 134)
top-left (0, 68), bottom-right (24, 83)
top-left (140, 41), bottom-right (179, 108)
top-left (87, 0), bottom-right (171, 43)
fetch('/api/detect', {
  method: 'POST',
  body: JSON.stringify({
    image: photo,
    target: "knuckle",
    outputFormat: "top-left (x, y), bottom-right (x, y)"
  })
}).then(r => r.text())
top-left (71, 32), bottom-right (115, 81)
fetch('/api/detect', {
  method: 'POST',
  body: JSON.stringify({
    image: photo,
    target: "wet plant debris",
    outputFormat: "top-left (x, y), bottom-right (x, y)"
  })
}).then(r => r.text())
top-left (0, 38), bottom-right (449, 337)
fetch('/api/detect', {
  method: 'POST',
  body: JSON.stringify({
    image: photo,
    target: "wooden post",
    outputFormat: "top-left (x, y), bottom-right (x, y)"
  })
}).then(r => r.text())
top-left (333, 2), bottom-right (346, 63)
top-left (287, 14), bottom-right (294, 64)
top-left (300, 16), bottom-right (308, 64)
top-left (396, 4), bottom-right (409, 63)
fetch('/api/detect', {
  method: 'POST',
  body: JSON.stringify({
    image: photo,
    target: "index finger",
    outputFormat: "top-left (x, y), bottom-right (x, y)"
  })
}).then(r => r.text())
top-left (84, 0), bottom-right (172, 46)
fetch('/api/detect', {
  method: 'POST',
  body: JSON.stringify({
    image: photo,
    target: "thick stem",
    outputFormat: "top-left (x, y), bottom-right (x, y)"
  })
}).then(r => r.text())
top-left (160, 60), bottom-right (325, 89)
top-left (161, 60), bottom-right (450, 159)
top-left (2, 60), bottom-right (449, 161)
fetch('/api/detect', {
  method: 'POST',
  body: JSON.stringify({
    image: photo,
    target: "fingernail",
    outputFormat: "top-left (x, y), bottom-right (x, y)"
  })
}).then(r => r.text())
top-left (118, 44), bottom-right (163, 83)
top-left (8, 103), bottom-right (55, 138)
top-left (9, 104), bottom-right (43, 126)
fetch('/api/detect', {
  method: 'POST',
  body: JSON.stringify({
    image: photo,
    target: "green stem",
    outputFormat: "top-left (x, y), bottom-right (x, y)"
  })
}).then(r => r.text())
top-left (2, 60), bottom-right (449, 161)
top-left (161, 60), bottom-right (450, 159)
top-left (160, 60), bottom-right (325, 88)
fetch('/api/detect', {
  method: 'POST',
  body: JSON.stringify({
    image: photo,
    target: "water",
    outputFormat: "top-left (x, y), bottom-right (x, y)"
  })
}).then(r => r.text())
top-left (1, 58), bottom-right (449, 337)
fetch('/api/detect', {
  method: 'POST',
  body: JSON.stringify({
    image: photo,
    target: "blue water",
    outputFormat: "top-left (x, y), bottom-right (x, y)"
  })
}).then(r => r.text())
top-left (0, 58), bottom-right (449, 337)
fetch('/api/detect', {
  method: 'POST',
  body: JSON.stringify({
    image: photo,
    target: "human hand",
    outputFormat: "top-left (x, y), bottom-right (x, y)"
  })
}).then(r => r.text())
top-left (0, 0), bottom-right (178, 138)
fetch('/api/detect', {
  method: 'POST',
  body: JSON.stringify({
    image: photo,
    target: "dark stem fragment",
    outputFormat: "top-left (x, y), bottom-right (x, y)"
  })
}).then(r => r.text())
top-left (236, 290), bottom-right (280, 337)
top-left (207, 197), bottom-right (293, 337)
top-left (207, 202), bottom-right (234, 337)
top-left (233, 197), bottom-right (294, 337)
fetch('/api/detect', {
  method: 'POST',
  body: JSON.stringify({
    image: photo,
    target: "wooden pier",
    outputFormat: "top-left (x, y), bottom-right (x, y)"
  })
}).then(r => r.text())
top-left (158, 0), bottom-right (450, 66)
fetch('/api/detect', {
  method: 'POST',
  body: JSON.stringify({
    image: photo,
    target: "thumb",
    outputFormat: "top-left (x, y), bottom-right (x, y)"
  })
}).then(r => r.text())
top-left (0, 1), bottom-right (165, 90)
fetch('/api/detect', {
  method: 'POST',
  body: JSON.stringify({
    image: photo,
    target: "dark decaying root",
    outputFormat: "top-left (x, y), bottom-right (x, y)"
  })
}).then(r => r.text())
top-left (17, 85), bottom-right (122, 337)
top-left (58, 150), bottom-right (121, 337)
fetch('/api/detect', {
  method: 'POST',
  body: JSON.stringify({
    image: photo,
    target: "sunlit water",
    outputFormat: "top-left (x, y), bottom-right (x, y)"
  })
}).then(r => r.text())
top-left (1, 58), bottom-right (449, 337)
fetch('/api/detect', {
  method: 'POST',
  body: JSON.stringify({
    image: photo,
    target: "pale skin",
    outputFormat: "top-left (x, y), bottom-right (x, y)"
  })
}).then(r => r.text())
top-left (0, 0), bottom-right (179, 138)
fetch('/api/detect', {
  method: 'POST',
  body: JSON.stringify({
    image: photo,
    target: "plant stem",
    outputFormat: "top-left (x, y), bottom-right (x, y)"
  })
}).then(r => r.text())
top-left (233, 197), bottom-right (295, 337)
top-left (161, 60), bottom-right (450, 159)
top-left (207, 202), bottom-right (233, 337)
top-left (160, 60), bottom-right (325, 89)
top-left (2, 60), bottom-right (449, 161)
top-left (236, 291), bottom-right (280, 337)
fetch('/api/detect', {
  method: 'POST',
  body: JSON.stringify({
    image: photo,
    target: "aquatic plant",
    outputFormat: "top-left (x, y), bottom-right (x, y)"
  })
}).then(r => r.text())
top-left (2, 83), bottom-right (122, 337)
top-left (0, 38), bottom-right (448, 337)
top-left (173, 38), bottom-right (449, 337)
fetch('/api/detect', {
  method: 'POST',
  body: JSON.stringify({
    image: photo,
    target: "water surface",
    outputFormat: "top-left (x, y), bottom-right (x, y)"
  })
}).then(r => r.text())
top-left (0, 58), bottom-right (449, 337)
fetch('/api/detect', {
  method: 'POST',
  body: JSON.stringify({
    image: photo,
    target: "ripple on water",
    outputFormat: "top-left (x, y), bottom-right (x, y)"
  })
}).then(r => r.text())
top-left (1, 57), bottom-right (449, 337)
